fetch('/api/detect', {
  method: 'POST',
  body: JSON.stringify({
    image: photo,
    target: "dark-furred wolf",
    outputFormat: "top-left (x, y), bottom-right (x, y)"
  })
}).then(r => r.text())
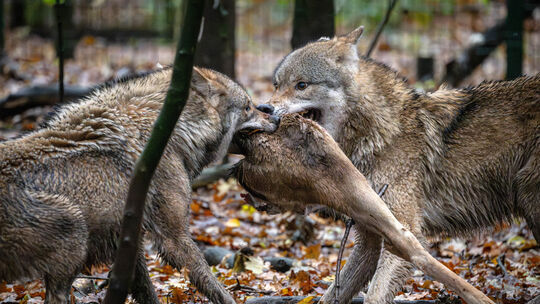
top-left (0, 67), bottom-right (279, 304)
top-left (256, 27), bottom-right (539, 303)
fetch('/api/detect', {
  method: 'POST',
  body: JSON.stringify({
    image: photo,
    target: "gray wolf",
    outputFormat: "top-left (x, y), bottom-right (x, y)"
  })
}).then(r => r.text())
top-left (0, 67), bottom-right (279, 304)
top-left (256, 27), bottom-right (539, 303)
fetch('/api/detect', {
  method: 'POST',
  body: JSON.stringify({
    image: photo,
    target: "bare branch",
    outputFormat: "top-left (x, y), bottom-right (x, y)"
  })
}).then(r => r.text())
top-left (365, 0), bottom-right (398, 57)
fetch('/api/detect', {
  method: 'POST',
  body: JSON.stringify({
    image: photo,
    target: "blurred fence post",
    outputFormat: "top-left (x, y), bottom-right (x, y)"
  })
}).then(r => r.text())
top-left (9, 0), bottom-right (25, 29)
top-left (505, 0), bottom-right (523, 80)
top-left (194, 0), bottom-right (235, 78)
top-left (0, 0), bottom-right (4, 56)
top-left (291, 0), bottom-right (334, 49)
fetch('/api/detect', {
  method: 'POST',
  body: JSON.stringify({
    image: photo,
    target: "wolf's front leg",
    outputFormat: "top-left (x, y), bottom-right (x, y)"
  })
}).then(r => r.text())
top-left (364, 212), bottom-right (424, 304)
top-left (365, 247), bottom-right (413, 304)
top-left (178, 236), bottom-right (236, 303)
top-left (152, 186), bottom-right (236, 304)
top-left (320, 227), bottom-right (382, 304)
top-left (157, 234), bottom-right (235, 304)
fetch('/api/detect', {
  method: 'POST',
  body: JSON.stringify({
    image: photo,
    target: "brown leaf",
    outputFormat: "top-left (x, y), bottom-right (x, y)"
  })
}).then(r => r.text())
top-left (170, 287), bottom-right (189, 304)
top-left (0, 281), bottom-right (11, 293)
top-left (303, 244), bottom-right (321, 260)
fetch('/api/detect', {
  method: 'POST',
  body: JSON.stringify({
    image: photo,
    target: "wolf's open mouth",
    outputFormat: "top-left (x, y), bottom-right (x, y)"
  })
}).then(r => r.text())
top-left (298, 108), bottom-right (322, 122)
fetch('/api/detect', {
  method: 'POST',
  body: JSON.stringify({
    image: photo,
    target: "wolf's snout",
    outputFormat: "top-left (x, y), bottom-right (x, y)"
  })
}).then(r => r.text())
top-left (257, 104), bottom-right (275, 115)
top-left (269, 114), bottom-right (280, 125)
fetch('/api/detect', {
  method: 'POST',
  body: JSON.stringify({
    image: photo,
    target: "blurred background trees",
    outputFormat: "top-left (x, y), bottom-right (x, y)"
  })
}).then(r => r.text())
top-left (2, 0), bottom-right (539, 89)
top-left (1, 0), bottom-right (539, 111)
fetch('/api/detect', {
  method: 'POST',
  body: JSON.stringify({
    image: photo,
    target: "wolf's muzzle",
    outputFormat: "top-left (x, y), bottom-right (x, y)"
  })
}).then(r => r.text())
top-left (256, 104), bottom-right (275, 115)
top-left (269, 114), bottom-right (280, 125)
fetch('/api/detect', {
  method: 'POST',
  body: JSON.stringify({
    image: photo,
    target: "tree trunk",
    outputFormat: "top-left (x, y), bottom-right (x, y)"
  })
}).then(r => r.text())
top-left (194, 0), bottom-right (235, 78)
top-left (9, 0), bottom-right (25, 29)
top-left (62, 0), bottom-right (75, 59)
top-left (505, 0), bottom-right (523, 80)
top-left (291, 0), bottom-right (334, 49)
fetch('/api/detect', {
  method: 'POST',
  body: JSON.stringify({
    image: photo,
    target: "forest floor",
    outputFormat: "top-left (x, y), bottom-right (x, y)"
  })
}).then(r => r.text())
top-left (0, 33), bottom-right (538, 303)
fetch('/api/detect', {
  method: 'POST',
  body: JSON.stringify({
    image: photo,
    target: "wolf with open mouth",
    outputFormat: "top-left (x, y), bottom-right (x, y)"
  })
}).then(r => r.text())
top-left (255, 26), bottom-right (539, 303)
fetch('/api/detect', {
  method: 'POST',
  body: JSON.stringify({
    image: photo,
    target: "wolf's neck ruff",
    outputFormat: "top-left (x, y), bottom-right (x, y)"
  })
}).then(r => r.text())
top-left (335, 58), bottom-right (415, 179)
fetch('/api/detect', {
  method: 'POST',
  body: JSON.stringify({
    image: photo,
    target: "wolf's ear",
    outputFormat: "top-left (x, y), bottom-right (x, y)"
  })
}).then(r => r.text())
top-left (191, 67), bottom-right (214, 93)
top-left (191, 67), bottom-right (227, 107)
top-left (341, 26), bottom-right (364, 45)
top-left (191, 67), bottom-right (226, 97)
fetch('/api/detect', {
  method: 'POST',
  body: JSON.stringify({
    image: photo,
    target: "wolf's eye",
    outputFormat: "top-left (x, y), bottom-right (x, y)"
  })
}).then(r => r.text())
top-left (295, 82), bottom-right (308, 90)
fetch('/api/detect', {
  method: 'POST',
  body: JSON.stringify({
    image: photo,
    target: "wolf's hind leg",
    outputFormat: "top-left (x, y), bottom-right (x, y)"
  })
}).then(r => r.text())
top-left (22, 192), bottom-right (88, 304)
top-left (320, 227), bottom-right (381, 304)
top-left (365, 247), bottom-right (413, 304)
top-left (44, 273), bottom-right (78, 304)
top-left (515, 153), bottom-right (540, 242)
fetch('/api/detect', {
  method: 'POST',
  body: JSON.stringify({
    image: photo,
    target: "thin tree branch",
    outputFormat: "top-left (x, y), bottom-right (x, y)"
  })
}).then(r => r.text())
top-left (365, 0), bottom-right (398, 57)
top-left (102, 1), bottom-right (205, 303)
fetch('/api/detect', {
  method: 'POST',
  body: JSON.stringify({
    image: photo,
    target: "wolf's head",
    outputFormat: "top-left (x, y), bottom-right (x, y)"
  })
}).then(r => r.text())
top-left (262, 27), bottom-right (407, 167)
top-left (188, 68), bottom-right (280, 159)
top-left (264, 27), bottom-right (365, 137)
top-left (191, 67), bottom-right (280, 135)
top-left (162, 67), bottom-right (281, 176)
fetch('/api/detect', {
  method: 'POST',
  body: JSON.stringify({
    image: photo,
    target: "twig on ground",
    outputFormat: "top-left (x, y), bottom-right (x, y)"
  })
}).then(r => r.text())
top-left (226, 278), bottom-right (273, 295)
top-left (496, 254), bottom-right (507, 276)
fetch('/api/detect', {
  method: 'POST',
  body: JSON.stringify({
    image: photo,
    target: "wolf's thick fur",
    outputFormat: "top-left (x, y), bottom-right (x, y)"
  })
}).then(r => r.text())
top-left (264, 27), bottom-right (539, 303)
top-left (0, 67), bottom-right (278, 304)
